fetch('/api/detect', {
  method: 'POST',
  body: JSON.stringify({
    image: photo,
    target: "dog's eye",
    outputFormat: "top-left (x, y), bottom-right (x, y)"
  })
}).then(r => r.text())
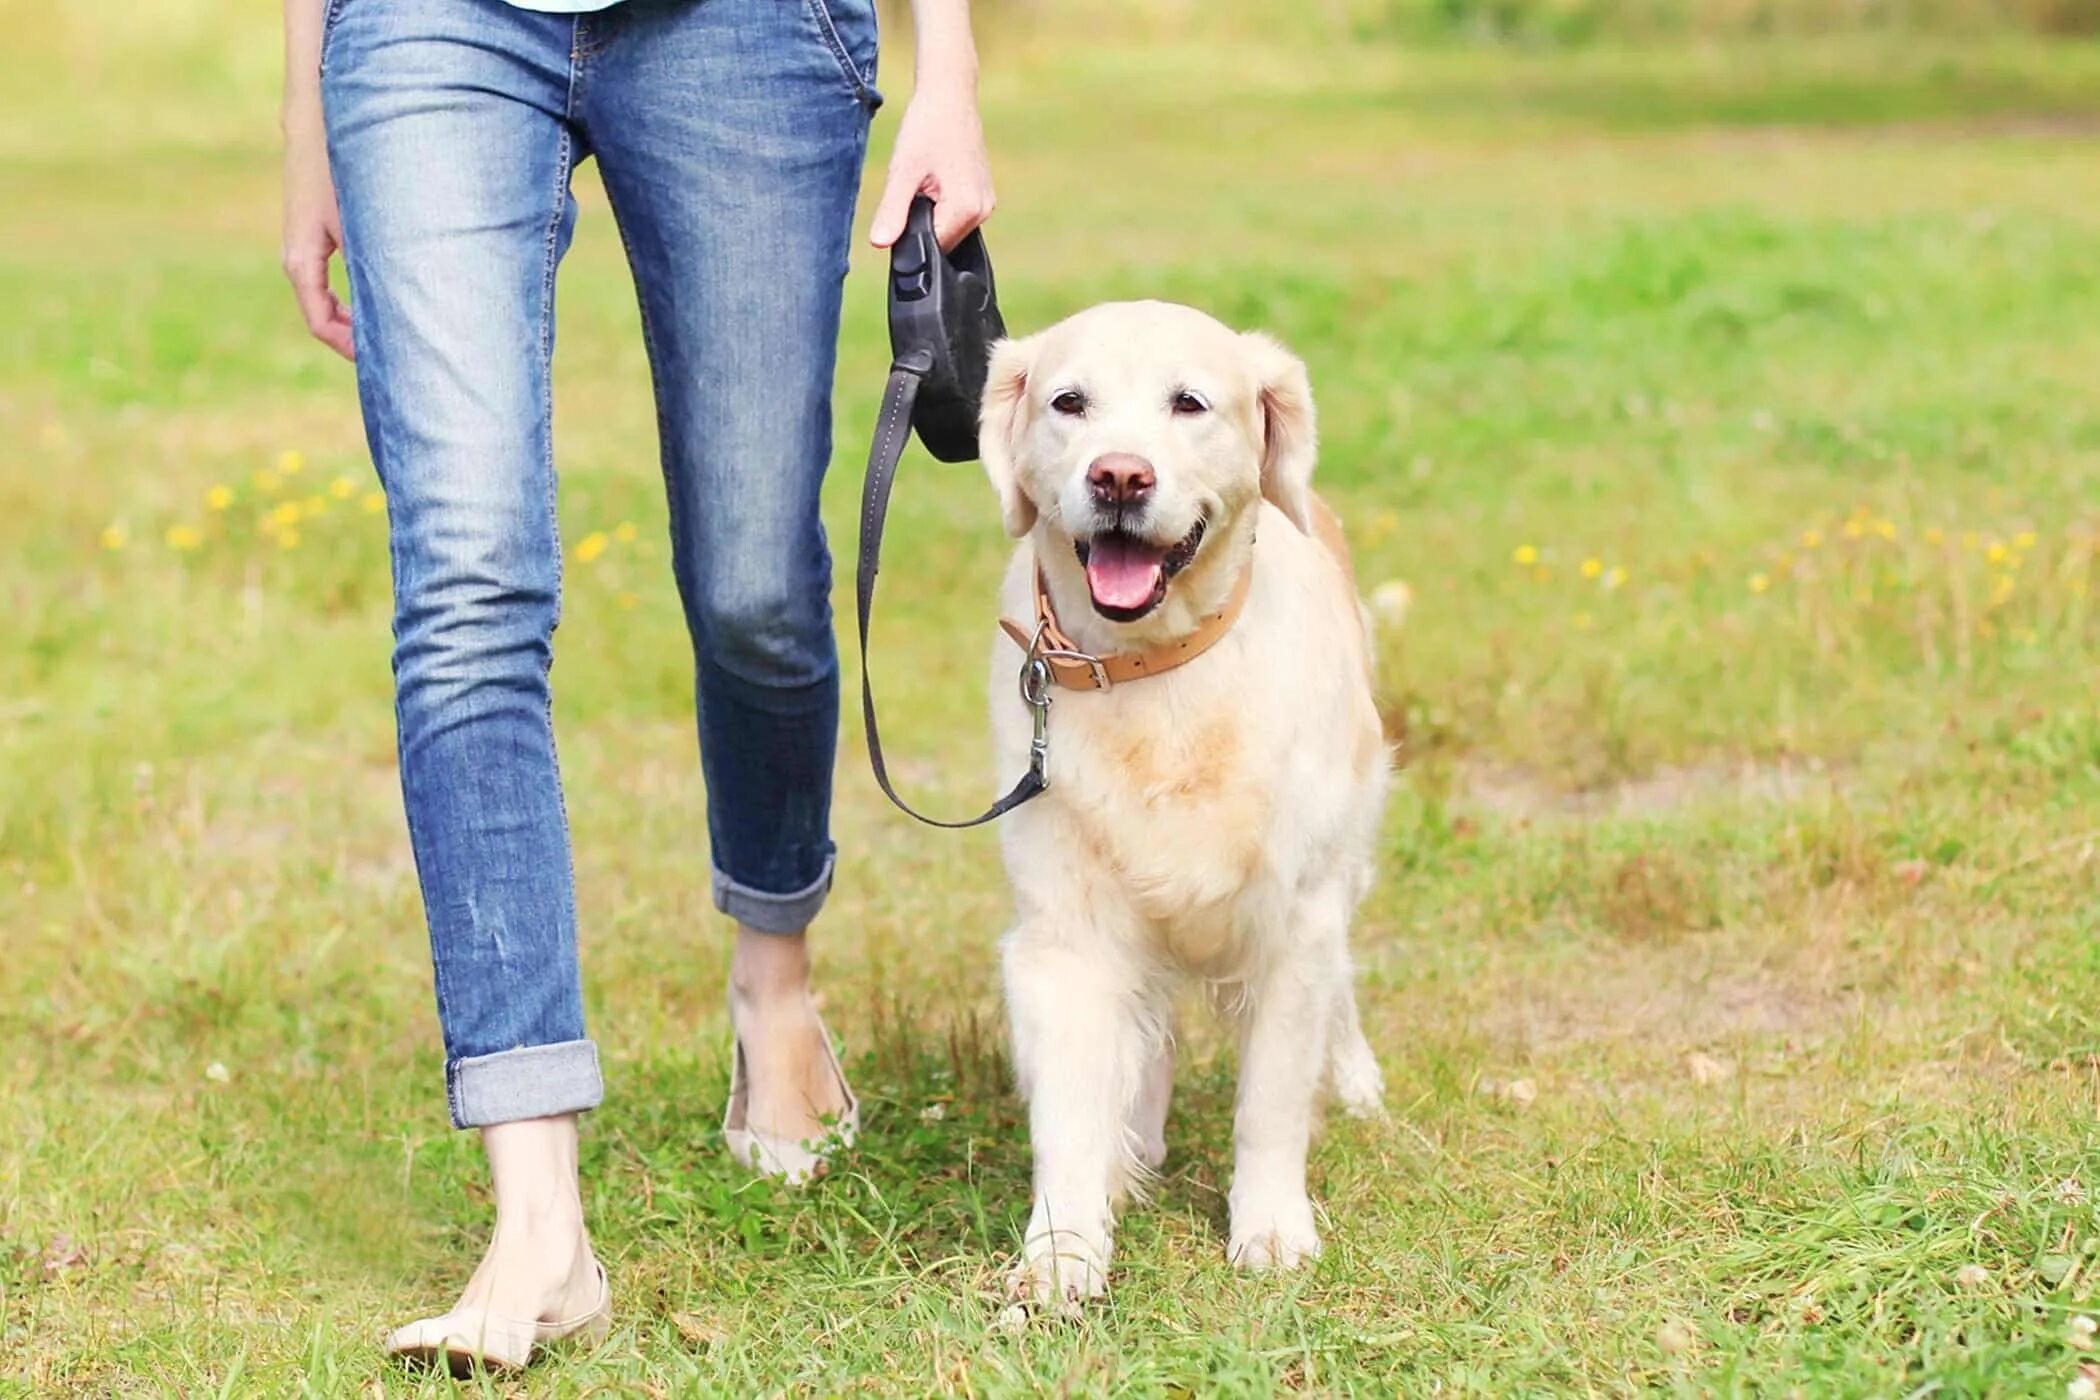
top-left (1049, 390), bottom-right (1087, 417)
top-left (1170, 390), bottom-right (1210, 416)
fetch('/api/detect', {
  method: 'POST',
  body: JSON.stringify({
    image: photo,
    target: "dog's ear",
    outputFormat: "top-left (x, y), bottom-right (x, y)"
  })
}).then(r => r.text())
top-left (979, 334), bottom-right (1041, 538)
top-left (1240, 331), bottom-right (1317, 534)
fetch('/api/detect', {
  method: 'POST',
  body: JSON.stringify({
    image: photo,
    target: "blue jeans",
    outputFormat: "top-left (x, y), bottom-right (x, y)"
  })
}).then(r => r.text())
top-left (321, 0), bottom-right (878, 1128)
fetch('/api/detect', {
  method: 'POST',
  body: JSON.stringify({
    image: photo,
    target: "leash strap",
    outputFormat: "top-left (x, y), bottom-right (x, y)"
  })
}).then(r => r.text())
top-left (855, 360), bottom-right (1049, 829)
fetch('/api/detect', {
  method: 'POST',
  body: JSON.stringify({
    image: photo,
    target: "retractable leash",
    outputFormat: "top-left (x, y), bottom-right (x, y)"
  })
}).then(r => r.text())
top-left (854, 196), bottom-right (1049, 828)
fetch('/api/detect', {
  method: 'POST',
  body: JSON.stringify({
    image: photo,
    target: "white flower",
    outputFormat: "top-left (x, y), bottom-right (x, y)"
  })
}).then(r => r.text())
top-left (1370, 579), bottom-right (1413, 629)
top-left (204, 1062), bottom-right (230, 1084)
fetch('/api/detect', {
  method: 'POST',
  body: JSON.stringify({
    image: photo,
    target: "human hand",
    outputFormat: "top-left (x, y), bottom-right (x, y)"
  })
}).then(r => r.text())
top-left (281, 103), bottom-right (354, 361)
top-left (868, 82), bottom-right (995, 252)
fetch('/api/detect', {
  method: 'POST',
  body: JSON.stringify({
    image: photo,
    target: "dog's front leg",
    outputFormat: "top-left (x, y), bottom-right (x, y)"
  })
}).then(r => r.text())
top-left (1226, 885), bottom-right (1351, 1272)
top-left (1003, 924), bottom-right (1156, 1310)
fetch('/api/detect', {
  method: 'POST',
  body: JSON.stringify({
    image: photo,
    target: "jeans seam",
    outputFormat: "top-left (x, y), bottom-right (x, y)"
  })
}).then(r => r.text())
top-left (535, 30), bottom-right (580, 971)
top-left (317, 0), bottom-right (351, 76)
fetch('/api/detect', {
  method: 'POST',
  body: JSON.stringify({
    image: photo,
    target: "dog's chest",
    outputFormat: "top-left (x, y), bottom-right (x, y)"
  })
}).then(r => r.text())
top-left (1055, 693), bottom-right (1272, 935)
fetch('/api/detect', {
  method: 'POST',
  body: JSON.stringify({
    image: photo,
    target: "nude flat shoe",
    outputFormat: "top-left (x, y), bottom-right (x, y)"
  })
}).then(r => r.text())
top-left (722, 1011), bottom-right (859, 1185)
top-left (384, 1259), bottom-right (611, 1375)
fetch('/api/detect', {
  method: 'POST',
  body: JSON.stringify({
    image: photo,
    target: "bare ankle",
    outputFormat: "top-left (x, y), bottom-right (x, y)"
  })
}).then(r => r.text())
top-left (480, 1114), bottom-right (586, 1240)
top-left (729, 924), bottom-right (816, 1005)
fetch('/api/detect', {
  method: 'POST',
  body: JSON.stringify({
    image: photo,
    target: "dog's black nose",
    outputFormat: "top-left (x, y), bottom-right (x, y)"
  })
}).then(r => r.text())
top-left (1087, 453), bottom-right (1155, 508)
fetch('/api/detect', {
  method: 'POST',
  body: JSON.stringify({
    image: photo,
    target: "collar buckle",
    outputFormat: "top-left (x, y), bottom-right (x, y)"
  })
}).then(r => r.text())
top-left (1029, 621), bottom-right (1112, 691)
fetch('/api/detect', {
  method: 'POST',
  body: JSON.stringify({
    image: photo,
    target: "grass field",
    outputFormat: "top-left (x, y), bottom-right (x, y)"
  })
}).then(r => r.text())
top-left (7, 4), bottom-right (2100, 1394)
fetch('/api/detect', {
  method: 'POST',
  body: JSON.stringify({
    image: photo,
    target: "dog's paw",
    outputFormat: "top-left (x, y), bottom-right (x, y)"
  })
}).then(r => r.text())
top-left (1329, 1034), bottom-right (1386, 1121)
top-left (1227, 1193), bottom-right (1322, 1273)
top-left (1007, 1230), bottom-right (1110, 1314)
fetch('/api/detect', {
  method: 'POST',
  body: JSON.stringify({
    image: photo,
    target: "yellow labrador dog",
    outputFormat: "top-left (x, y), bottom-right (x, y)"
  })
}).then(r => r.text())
top-left (979, 301), bottom-right (1388, 1308)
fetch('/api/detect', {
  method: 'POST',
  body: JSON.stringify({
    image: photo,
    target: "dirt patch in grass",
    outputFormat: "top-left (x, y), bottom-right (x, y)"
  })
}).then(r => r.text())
top-left (1488, 949), bottom-right (1851, 1058)
top-left (1458, 756), bottom-right (1841, 821)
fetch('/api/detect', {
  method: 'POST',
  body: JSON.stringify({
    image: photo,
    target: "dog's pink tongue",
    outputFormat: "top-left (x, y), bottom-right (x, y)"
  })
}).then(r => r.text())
top-left (1085, 536), bottom-right (1165, 612)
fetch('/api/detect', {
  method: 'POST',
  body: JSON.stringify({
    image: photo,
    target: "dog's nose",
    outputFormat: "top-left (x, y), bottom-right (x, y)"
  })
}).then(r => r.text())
top-left (1086, 453), bottom-right (1156, 508)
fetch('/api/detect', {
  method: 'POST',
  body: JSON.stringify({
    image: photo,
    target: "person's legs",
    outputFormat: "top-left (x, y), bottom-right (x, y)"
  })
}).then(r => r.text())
top-left (576, 0), bottom-right (878, 1148)
top-left (323, 0), bottom-right (603, 1332)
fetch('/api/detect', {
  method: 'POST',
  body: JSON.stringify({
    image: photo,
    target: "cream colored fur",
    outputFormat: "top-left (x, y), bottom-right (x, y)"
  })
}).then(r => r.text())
top-left (978, 301), bottom-right (1388, 1309)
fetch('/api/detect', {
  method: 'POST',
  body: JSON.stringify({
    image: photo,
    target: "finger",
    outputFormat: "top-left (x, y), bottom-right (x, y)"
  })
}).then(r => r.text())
top-left (932, 188), bottom-right (991, 252)
top-left (286, 247), bottom-right (355, 361)
top-left (318, 295), bottom-right (356, 362)
top-left (867, 168), bottom-right (924, 248)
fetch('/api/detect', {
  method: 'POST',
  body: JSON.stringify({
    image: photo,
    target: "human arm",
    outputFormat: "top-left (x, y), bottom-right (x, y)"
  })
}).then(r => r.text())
top-left (282, 0), bottom-right (354, 360)
top-left (866, 0), bottom-right (995, 252)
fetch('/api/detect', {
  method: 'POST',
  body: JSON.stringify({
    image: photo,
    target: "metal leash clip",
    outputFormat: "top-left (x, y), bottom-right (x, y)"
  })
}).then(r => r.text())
top-left (1018, 652), bottom-right (1053, 789)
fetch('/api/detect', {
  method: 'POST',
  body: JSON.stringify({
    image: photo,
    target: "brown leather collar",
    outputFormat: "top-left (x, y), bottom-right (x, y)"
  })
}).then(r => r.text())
top-left (999, 556), bottom-right (1253, 691)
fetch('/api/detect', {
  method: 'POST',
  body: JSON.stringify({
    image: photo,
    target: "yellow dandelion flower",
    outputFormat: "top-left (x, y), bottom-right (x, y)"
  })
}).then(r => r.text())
top-left (1923, 526), bottom-right (1945, 545)
top-left (1986, 542), bottom-right (2008, 565)
top-left (1602, 566), bottom-right (1627, 590)
top-left (574, 531), bottom-right (610, 564)
top-left (1512, 544), bottom-right (1539, 567)
top-left (270, 502), bottom-right (302, 528)
top-left (206, 484), bottom-right (235, 512)
top-left (276, 527), bottom-right (302, 550)
top-left (1872, 519), bottom-right (1897, 540)
top-left (277, 449), bottom-right (306, 475)
top-left (1842, 519), bottom-right (1865, 540)
top-left (328, 476), bottom-right (357, 501)
top-left (1800, 529), bottom-right (1824, 549)
top-left (99, 524), bottom-right (128, 551)
top-left (252, 468), bottom-right (282, 495)
top-left (300, 495), bottom-right (328, 519)
top-left (360, 491), bottom-right (387, 515)
top-left (1749, 572), bottom-right (1771, 594)
top-left (164, 524), bottom-right (203, 551)
top-left (617, 591), bottom-right (640, 610)
top-left (2014, 530), bottom-right (2037, 551)
top-left (613, 521), bottom-right (639, 545)
top-left (1580, 557), bottom-right (1603, 580)
top-left (1364, 510), bottom-right (1400, 543)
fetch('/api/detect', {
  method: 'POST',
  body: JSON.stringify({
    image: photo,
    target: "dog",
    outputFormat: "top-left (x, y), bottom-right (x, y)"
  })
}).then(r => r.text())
top-left (978, 300), bottom-right (1388, 1308)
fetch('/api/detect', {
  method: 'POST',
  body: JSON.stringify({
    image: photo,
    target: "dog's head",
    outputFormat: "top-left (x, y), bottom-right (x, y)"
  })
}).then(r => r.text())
top-left (979, 301), bottom-right (1316, 625)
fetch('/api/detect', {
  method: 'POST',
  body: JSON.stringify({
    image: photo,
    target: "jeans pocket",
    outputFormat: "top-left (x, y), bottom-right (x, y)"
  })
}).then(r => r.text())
top-left (318, 0), bottom-right (353, 76)
top-left (800, 0), bottom-right (882, 110)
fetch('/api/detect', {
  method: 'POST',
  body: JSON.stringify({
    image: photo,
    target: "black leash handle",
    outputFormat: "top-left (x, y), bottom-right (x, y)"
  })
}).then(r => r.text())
top-left (855, 360), bottom-right (1047, 828)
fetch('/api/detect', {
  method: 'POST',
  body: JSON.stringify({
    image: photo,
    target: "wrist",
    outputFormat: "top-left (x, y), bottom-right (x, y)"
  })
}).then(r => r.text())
top-left (280, 87), bottom-right (324, 138)
top-left (911, 51), bottom-right (978, 103)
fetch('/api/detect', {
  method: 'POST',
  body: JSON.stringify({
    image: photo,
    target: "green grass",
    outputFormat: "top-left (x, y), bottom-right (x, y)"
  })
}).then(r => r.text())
top-left (8, 5), bottom-right (2100, 1394)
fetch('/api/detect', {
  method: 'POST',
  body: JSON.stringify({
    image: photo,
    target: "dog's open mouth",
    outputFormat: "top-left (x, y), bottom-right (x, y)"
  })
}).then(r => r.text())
top-left (1074, 518), bottom-right (1206, 622)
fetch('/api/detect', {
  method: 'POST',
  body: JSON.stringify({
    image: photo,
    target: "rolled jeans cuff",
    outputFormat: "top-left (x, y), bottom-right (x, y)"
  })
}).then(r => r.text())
top-left (446, 1039), bottom-right (605, 1129)
top-left (713, 855), bottom-right (834, 934)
